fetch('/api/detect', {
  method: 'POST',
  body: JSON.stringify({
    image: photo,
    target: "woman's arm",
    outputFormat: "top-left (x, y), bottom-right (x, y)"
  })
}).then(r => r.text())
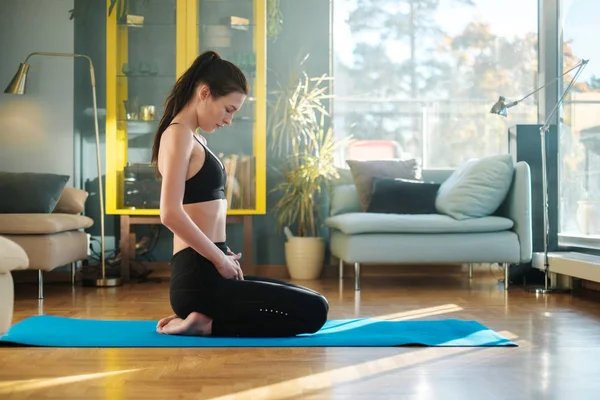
top-left (157, 125), bottom-right (227, 268)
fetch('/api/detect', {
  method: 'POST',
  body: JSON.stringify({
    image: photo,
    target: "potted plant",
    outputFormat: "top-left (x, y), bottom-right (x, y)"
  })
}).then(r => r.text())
top-left (269, 58), bottom-right (341, 279)
top-left (272, 115), bottom-right (340, 279)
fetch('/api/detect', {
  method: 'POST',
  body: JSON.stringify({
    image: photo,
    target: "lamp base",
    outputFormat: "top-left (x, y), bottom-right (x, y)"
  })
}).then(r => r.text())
top-left (81, 277), bottom-right (123, 287)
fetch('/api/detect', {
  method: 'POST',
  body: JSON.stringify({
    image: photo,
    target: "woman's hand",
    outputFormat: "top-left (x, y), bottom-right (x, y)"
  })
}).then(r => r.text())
top-left (215, 252), bottom-right (244, 280)
top-left (227, 247), bottom-right (243, 274)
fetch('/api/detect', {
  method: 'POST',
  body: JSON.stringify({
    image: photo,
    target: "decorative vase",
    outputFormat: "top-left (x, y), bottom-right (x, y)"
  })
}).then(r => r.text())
top-left (284, 237), bottom-right (325, 280)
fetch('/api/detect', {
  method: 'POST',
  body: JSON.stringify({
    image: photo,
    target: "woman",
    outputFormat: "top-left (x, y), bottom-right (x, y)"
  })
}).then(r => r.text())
top-left (151, 51), bottom-right (329, 337)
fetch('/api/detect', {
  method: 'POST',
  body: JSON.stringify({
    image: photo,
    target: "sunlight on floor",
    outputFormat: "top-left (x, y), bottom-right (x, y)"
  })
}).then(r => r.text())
top-left (204, 340), bottom-right (523, 400)
top-left (0, 368), bottom-right (141, 395)
top-left (371, 304), bottom-right (464, 321)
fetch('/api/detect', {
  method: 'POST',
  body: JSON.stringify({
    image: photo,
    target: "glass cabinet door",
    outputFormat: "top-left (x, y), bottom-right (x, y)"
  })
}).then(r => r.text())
top-left (192, 0), bottom-right (266, 214)
top-left (105, 0), bottom-right (265, 215)
top-left (106, 0), bottom-right (182, 214)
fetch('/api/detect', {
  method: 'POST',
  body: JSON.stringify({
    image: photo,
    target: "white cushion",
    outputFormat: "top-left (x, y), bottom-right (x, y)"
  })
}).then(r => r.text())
top-left (0, 236), bottom-right (29, 274)
top-left (435, 154), bottom-right (515, 220)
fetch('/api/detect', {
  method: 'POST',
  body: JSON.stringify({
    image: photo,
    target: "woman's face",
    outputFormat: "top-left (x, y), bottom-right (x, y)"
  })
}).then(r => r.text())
top-left (196, 85), bottom-right (246, 133)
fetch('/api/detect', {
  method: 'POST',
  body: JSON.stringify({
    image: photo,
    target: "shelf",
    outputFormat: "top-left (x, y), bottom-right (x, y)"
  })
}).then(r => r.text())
top-left (199, 23), bottom-right (255, 28)
top-left (117, 120), bottom-right (156, 136)
top-left (199, 0), bottom-right (256, 3)
top-left (117, 23), bottom-right (176, 27)
top-left (117, 74), bottom-right (174, 78)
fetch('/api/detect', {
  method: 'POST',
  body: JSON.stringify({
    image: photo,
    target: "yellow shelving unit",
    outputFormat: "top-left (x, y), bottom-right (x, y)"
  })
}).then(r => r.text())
top-left (105, 0), bottom-right (267, 217)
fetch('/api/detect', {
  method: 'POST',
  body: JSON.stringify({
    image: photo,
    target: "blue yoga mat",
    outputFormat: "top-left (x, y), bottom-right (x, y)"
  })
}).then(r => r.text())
top-left (0, 315), bottom-right (516, 347)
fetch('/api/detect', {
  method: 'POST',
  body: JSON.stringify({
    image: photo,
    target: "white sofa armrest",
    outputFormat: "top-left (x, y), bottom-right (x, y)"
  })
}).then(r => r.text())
top-left (0, 236), bottom-right (29, 335)
top-left (499, 162), bottom-right (533, 263)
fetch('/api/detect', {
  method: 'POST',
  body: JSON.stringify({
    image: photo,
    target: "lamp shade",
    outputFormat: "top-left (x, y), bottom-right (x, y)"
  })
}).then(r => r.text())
top-left (4, 63), bottom-right (31, 95)
top-left (489, 96), bottom-right (508, 117)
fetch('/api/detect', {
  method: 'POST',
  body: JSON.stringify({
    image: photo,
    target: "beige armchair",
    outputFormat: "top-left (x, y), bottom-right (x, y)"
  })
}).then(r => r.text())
top-left (0, 236), bottom-right (29, 335)
top-left (0, 186), bottom-right (93, 299)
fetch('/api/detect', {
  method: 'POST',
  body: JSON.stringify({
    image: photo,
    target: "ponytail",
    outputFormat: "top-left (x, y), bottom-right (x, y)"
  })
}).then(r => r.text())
top-left (151, 50), bottom-right (248, 178)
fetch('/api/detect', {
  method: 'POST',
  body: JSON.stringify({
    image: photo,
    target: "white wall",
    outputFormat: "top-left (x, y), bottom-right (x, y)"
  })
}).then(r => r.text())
top-left (0, 0), bottom-right (74, 181)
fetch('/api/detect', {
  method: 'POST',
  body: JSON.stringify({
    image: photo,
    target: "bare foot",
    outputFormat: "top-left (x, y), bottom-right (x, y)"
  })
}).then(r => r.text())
top-left (158, 312), bottom-right (213, 336)
top-left (156, 314), bottom-right (179, 332)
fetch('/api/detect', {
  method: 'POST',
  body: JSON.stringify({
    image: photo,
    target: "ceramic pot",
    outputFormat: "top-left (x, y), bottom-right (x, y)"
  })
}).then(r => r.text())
top-left (284, 237), bottom-right (325, 280)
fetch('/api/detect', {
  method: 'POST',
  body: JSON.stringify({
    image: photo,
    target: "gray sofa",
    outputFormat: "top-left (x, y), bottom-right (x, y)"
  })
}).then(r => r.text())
top-left (325, 158), bottom-right (532, 291)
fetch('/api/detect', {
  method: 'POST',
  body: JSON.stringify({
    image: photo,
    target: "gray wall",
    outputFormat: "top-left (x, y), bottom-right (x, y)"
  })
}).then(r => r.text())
top-left (254, 0), bottom-right (333, 265)
top-left (0, 0), bottom-right (74, 182)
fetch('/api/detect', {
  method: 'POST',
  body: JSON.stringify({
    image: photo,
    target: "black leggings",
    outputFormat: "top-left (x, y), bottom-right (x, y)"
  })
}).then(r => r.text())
top-left (169, 242), bottom-right (329, 337)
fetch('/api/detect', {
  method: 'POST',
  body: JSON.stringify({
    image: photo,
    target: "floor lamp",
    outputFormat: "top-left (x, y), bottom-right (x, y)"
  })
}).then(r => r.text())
top-left (490, 58), bottom-right (589, 294)
top-left (4, 52), bottom-right (121, 288)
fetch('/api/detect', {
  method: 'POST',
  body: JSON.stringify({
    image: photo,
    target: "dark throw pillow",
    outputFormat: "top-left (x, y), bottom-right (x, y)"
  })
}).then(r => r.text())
top-left (366, 177), bottom-right (441, 214)
top-left (346, 159), bottom-right (420, 211)
top-left (0, 172), bottom-right (70, 213)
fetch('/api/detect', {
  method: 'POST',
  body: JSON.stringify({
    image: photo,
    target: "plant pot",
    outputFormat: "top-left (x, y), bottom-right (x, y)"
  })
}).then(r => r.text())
top-left (284, 237), bottom-right (325, 280)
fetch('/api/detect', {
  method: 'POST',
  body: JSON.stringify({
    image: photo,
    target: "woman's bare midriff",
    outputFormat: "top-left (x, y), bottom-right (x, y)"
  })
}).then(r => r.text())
top-left (172, 198), bottom-right (228, 255)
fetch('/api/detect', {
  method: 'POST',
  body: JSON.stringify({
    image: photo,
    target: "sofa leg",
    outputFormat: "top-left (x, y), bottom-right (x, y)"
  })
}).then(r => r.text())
top-left (339, 258), bottom-right (344, 280)
top-left (38, 270), bottom-right (43, 300)
top-left (504, 263), bottom-right (510, 291)
top-left (468, 263), bottom-right (473, 279)
top-left (71, 261), bottom-right (79, 286)
top-left (354, 262), bottom-right (360, 291)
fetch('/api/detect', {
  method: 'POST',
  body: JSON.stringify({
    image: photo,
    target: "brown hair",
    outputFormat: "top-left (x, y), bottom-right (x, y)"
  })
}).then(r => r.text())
top-left (150, 50), bottom-right (249, 176)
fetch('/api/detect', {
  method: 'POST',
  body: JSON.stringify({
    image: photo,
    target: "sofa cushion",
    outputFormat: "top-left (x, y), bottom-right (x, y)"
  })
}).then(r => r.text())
top-left (0, 236), bottom-right (29, 274)
top-left (0, 214), bottom-right (93, 235)
top-left (346, 159), bottom-right (420, 211)
top-left (5, 231), bottom-right (89, 271)
top-left (53, 187), bottom-right (88, 214)
top-left (435, 154), bottom-right (515, 220)
top-left (367, 178), bottom-right (440, 214)
top-left (329, 230), bottom-right (521, 264)
top-left (330, 184), bottom-right (362, 216)
top-left (0, 172), bottom-right (70, 214)
top-left (325, 212), bottom-right (513, 235)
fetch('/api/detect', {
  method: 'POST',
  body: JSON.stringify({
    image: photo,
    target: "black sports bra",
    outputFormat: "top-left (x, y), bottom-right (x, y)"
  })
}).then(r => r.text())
top-left (168, 123), bottom-right (227, 204)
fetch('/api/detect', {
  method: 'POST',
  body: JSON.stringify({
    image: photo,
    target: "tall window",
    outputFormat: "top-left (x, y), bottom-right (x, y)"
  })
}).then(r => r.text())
top-left (333, 0), bottom-right (538, 168)
top-left (559, 0), bottom-right (600, 246)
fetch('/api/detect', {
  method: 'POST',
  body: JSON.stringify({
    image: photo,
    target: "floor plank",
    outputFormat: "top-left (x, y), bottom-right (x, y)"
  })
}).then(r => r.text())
top-left (2, 267), bottom-right (600, 399)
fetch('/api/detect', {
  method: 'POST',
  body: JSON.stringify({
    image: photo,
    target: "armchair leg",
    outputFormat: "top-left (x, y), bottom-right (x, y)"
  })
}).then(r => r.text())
top-left (468, 263), bottom-right (473, 279)
top-left (354, 262), bottom-right (360, 291)
top-left (339, 258), bottom-right (344, 280)
top-left (38, 270), bottom-right (43, 300)
top-left (504, 263), bottom-right (510, 291)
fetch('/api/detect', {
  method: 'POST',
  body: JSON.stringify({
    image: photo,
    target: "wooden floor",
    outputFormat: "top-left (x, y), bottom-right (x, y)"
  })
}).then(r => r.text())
top-left (2, 265), bottom-right (600, 399)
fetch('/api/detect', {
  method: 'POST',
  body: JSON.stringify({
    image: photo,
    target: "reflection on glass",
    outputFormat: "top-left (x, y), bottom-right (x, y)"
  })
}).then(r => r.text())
top-left (117, 0), bottom-right (177, 210)
top-left (559, 0), bottom-right (600, 241)
top-left (199, 0), bottom-right (256, 210)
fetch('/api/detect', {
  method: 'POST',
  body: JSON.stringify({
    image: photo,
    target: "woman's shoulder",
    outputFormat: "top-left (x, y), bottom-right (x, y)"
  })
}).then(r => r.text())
top-left (159, 124), bottom-right (195, 155)
top-left (162, 123), bottom-right (192, 140)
